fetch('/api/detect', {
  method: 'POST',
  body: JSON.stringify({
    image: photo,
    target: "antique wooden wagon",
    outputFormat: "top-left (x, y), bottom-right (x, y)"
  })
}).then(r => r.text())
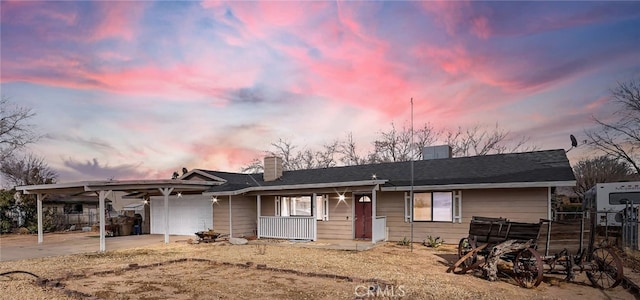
top-left (447, 216), bottom-right (623, 289)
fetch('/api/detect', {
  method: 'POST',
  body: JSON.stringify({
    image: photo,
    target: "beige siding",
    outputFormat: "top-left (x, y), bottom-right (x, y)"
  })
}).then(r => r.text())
top-left (232, 195), bottom-right (257, 238)
top-left (212, 197), bottom-right (230, 235)
top-left (379, 188), bottom-right (549, 244)
top-left (259, 195), bottom-right (276, 216)
top-left (213, 195), bottom-right (257, 237)
top-left (317, 195), bottom-right (353, 240)
top-left (462, 188), bottom-right (548, 223)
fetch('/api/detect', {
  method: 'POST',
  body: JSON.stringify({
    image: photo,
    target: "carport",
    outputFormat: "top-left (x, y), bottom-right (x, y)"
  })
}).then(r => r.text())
top-left (15, 180), bottom-right (219, 252)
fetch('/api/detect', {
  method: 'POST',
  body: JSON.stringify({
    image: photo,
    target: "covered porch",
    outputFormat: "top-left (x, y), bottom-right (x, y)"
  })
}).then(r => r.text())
top-left (208, 184), bottom-right (387, 244)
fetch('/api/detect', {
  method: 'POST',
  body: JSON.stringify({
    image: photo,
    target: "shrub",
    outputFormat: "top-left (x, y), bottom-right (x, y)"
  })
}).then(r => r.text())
top-left (423, 236), bottom-right (444, 248)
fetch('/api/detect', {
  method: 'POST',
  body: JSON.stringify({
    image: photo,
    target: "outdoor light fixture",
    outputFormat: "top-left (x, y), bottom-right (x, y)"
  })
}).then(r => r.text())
top-left (371, 174), bottom-right (377, 180)
top-left (338, 194), bottom-right (346, 202)
top-left (143, 199), bottom-right (149, 205)
top-left (211, 196), bottom-right (218, 204)
top-left (177, 192), bottom-right (182, 198)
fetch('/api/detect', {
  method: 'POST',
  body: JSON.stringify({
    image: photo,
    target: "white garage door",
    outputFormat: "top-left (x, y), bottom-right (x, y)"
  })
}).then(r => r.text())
top-left (150, 195), bottom-right (213, 235)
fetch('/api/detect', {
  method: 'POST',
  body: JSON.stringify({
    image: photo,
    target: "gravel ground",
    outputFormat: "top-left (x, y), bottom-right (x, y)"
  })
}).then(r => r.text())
top-left (0, 234), bottom-right (635, 300)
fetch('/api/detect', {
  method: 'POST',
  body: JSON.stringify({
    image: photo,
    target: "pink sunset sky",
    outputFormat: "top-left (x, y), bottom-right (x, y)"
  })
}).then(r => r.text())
top-left (1, 1), bottom-right (639, 182)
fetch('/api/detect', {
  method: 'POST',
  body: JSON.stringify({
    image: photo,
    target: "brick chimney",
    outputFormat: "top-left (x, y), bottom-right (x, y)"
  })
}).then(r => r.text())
top-left (263, 156), bottom-right (283, 181)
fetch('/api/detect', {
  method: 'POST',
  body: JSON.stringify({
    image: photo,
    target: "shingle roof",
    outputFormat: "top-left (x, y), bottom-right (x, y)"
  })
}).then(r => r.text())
top-left (202, 149), bottom-right (575, 193)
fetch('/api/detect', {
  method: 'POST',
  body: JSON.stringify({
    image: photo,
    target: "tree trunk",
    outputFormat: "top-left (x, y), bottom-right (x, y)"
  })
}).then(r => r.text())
top-left (483, 240), bottom-right (533, 281)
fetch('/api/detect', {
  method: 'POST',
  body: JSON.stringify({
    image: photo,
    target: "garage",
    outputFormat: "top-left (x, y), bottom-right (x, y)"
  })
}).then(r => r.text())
top-left (150, 194), bottom-right (213, 235)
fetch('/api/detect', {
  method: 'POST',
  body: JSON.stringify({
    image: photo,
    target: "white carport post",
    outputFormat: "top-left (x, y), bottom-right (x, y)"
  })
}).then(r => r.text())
top-left (36, 193), bottom-right (44, 244)
top-left (312, 193), bottom-right (317, 241)
top-left (159, 187), bottom-right (174, 244)
top-left (98, 190), bottom-right (112, 252)
top-left (228, 195), bottom-right (233, 238)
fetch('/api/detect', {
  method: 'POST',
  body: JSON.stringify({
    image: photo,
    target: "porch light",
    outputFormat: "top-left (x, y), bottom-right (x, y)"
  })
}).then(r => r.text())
top-left (371, 174), bottom-right (377, 180)
top-left (211, 196), bottom-right (218, 204)
top-left (143, 199), bottom-right (149, 205)
top-left (338, 194), bottom-right (346, 202)
top-left (177, 192), bottom-right (182, 198)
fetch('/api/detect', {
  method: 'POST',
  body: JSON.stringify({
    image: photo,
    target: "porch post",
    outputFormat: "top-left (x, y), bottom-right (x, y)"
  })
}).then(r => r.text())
top-left (256, 195), bottom-right (261, 239)
top-left (547, 187), bottom-right (552, 220)
top-left (229, 195), bottom-right (233, 238)
top-left (312, 193), bottom-right (317, 241)
top-left (372, 187), bottom-right (377, 244)
top-left (98, 190), bottom-right (112, 252)
top-left (36, 193), bottom-right (43, 244)
top-left (159, 187), bottom-right (174, 244)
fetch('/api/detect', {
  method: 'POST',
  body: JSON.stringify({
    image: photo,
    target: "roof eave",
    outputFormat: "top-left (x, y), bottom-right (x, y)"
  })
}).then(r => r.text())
top-left (204, 180), bottom-right (388, 196)
top-left (380, 180), bottom-right (577, 191)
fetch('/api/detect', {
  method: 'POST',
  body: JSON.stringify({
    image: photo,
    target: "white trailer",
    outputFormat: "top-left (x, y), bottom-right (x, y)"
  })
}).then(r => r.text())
top-left (584, 181), bottom-right (640, 226)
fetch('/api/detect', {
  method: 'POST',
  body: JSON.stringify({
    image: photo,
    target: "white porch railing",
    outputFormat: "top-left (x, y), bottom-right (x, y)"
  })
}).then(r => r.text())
top-left (372, 216), bottom-right (387, 243)
top-left (258, 216), bottom-right (316, 240)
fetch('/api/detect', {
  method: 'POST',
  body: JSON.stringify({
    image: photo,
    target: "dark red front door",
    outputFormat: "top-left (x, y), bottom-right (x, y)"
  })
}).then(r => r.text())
top-left (354, 194), bottom-right (372, 239)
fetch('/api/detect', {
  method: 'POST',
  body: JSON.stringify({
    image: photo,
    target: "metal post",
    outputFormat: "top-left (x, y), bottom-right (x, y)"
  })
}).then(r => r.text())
top-left (37, 194), bottom-right (43, 244)
top-left (410, 98), bottom-right (414, 252)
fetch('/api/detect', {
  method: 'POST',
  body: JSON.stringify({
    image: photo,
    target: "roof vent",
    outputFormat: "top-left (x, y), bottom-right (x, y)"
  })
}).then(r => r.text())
top-left (422, 145), bottom-right (452, 160)
top-left (263, 156), bottom-right (283, 181)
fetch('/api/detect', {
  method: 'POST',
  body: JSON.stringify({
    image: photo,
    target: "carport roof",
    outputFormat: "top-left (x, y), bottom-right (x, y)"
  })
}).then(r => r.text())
top-left (15, 179), bottom-right (220, 195)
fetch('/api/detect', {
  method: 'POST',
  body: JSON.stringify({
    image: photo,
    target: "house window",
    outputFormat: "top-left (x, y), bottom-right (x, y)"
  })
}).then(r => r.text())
top-left (410, 192), bottom-right (453, 222)
top-left (317, 195), bottom-right (329, 221)
top-left (275, 195), bottom-right (329, 219)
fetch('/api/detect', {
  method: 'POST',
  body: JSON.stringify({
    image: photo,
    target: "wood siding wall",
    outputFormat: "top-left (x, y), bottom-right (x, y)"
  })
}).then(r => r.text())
top-left (379, 188), bottom-right (549, 244)
top-left (231, 195), bottom-right (257, 238)
top-left (212, 197), bottom-right (230, 235)
top-left (212, 196), bottom-right (257, 238)
top-left (317, 195), bottom-right (353, 240)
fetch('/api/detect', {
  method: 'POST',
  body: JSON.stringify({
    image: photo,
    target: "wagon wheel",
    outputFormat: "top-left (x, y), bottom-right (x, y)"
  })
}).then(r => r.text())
top-left (457, 238), bottom-right (477, 269)
top-left (513, 248), bottom-right (544, 288)
top-left (586, 248), bottom-right (624, 289)
top-left (447, 244), bottom-right (488, 274)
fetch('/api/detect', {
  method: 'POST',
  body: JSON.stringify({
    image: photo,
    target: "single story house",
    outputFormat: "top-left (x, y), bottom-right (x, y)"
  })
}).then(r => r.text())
top-left (148, 148), bottom-right (575, 244)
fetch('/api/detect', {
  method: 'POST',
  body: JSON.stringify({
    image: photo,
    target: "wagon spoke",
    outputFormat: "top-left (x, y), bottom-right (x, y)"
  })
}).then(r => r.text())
top-left (586, 248), bottom-right (623, 289)
top-left (513, 248), bottom-right (543, 288)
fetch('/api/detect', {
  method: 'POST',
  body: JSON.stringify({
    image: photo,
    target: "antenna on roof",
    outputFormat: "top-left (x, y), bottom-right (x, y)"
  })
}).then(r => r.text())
top-left (566, 134), bottom-right (578, 153)
top-left (410, 98), bottom-right (415, 253)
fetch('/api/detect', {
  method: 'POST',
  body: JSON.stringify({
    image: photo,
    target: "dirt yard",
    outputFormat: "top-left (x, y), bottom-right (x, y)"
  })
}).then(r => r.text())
top-left (0, 233), bottom-right (636, 299)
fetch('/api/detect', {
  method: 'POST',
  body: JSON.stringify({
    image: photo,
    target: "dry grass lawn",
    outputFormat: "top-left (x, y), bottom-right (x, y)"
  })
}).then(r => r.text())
top-left (0, 236), bottom-right (635, 300)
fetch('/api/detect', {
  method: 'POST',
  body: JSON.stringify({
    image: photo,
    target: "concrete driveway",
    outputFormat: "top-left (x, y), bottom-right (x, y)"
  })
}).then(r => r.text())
top-left (0, 232), bottom-right (194, 261)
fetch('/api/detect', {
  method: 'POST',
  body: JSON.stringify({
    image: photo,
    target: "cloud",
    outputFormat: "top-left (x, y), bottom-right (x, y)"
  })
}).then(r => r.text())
top-left (61, 158), bottom-right (150, 181)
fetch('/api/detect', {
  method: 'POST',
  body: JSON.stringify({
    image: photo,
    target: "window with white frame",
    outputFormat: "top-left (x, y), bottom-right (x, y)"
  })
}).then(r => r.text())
top-left (317, 195), bottom-right (329, 221)
top-left (406, 191), bottom-right (454, 222)
top-left (274, 195), bottom-right (329, 220)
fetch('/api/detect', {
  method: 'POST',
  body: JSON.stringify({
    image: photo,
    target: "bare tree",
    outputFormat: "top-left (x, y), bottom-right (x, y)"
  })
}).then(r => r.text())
top-left (413, 123), bottom-right (442, 160)
top-left (586, 79), bottom-right (640, 174)
top-left (1, 153), bottom-right (58, 187)
top-left (371, 123), bottom-right (413, 163)
top-left (268, 138), bottom-right (298, 170)
top-left (315, 140), bottom-right (339, 168)
top-left (445, 123), bottom-right (536, 157)
top-left (338, 132), bottom-right (366, 166)
top-left (0, 97), bottom-right (37, 161)
top-left (240, 157), bottom-right (264, 173)
top-left (572, 155), bottom-right (637, 199)
top-left (241, 123), bottom-right (536, 171)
